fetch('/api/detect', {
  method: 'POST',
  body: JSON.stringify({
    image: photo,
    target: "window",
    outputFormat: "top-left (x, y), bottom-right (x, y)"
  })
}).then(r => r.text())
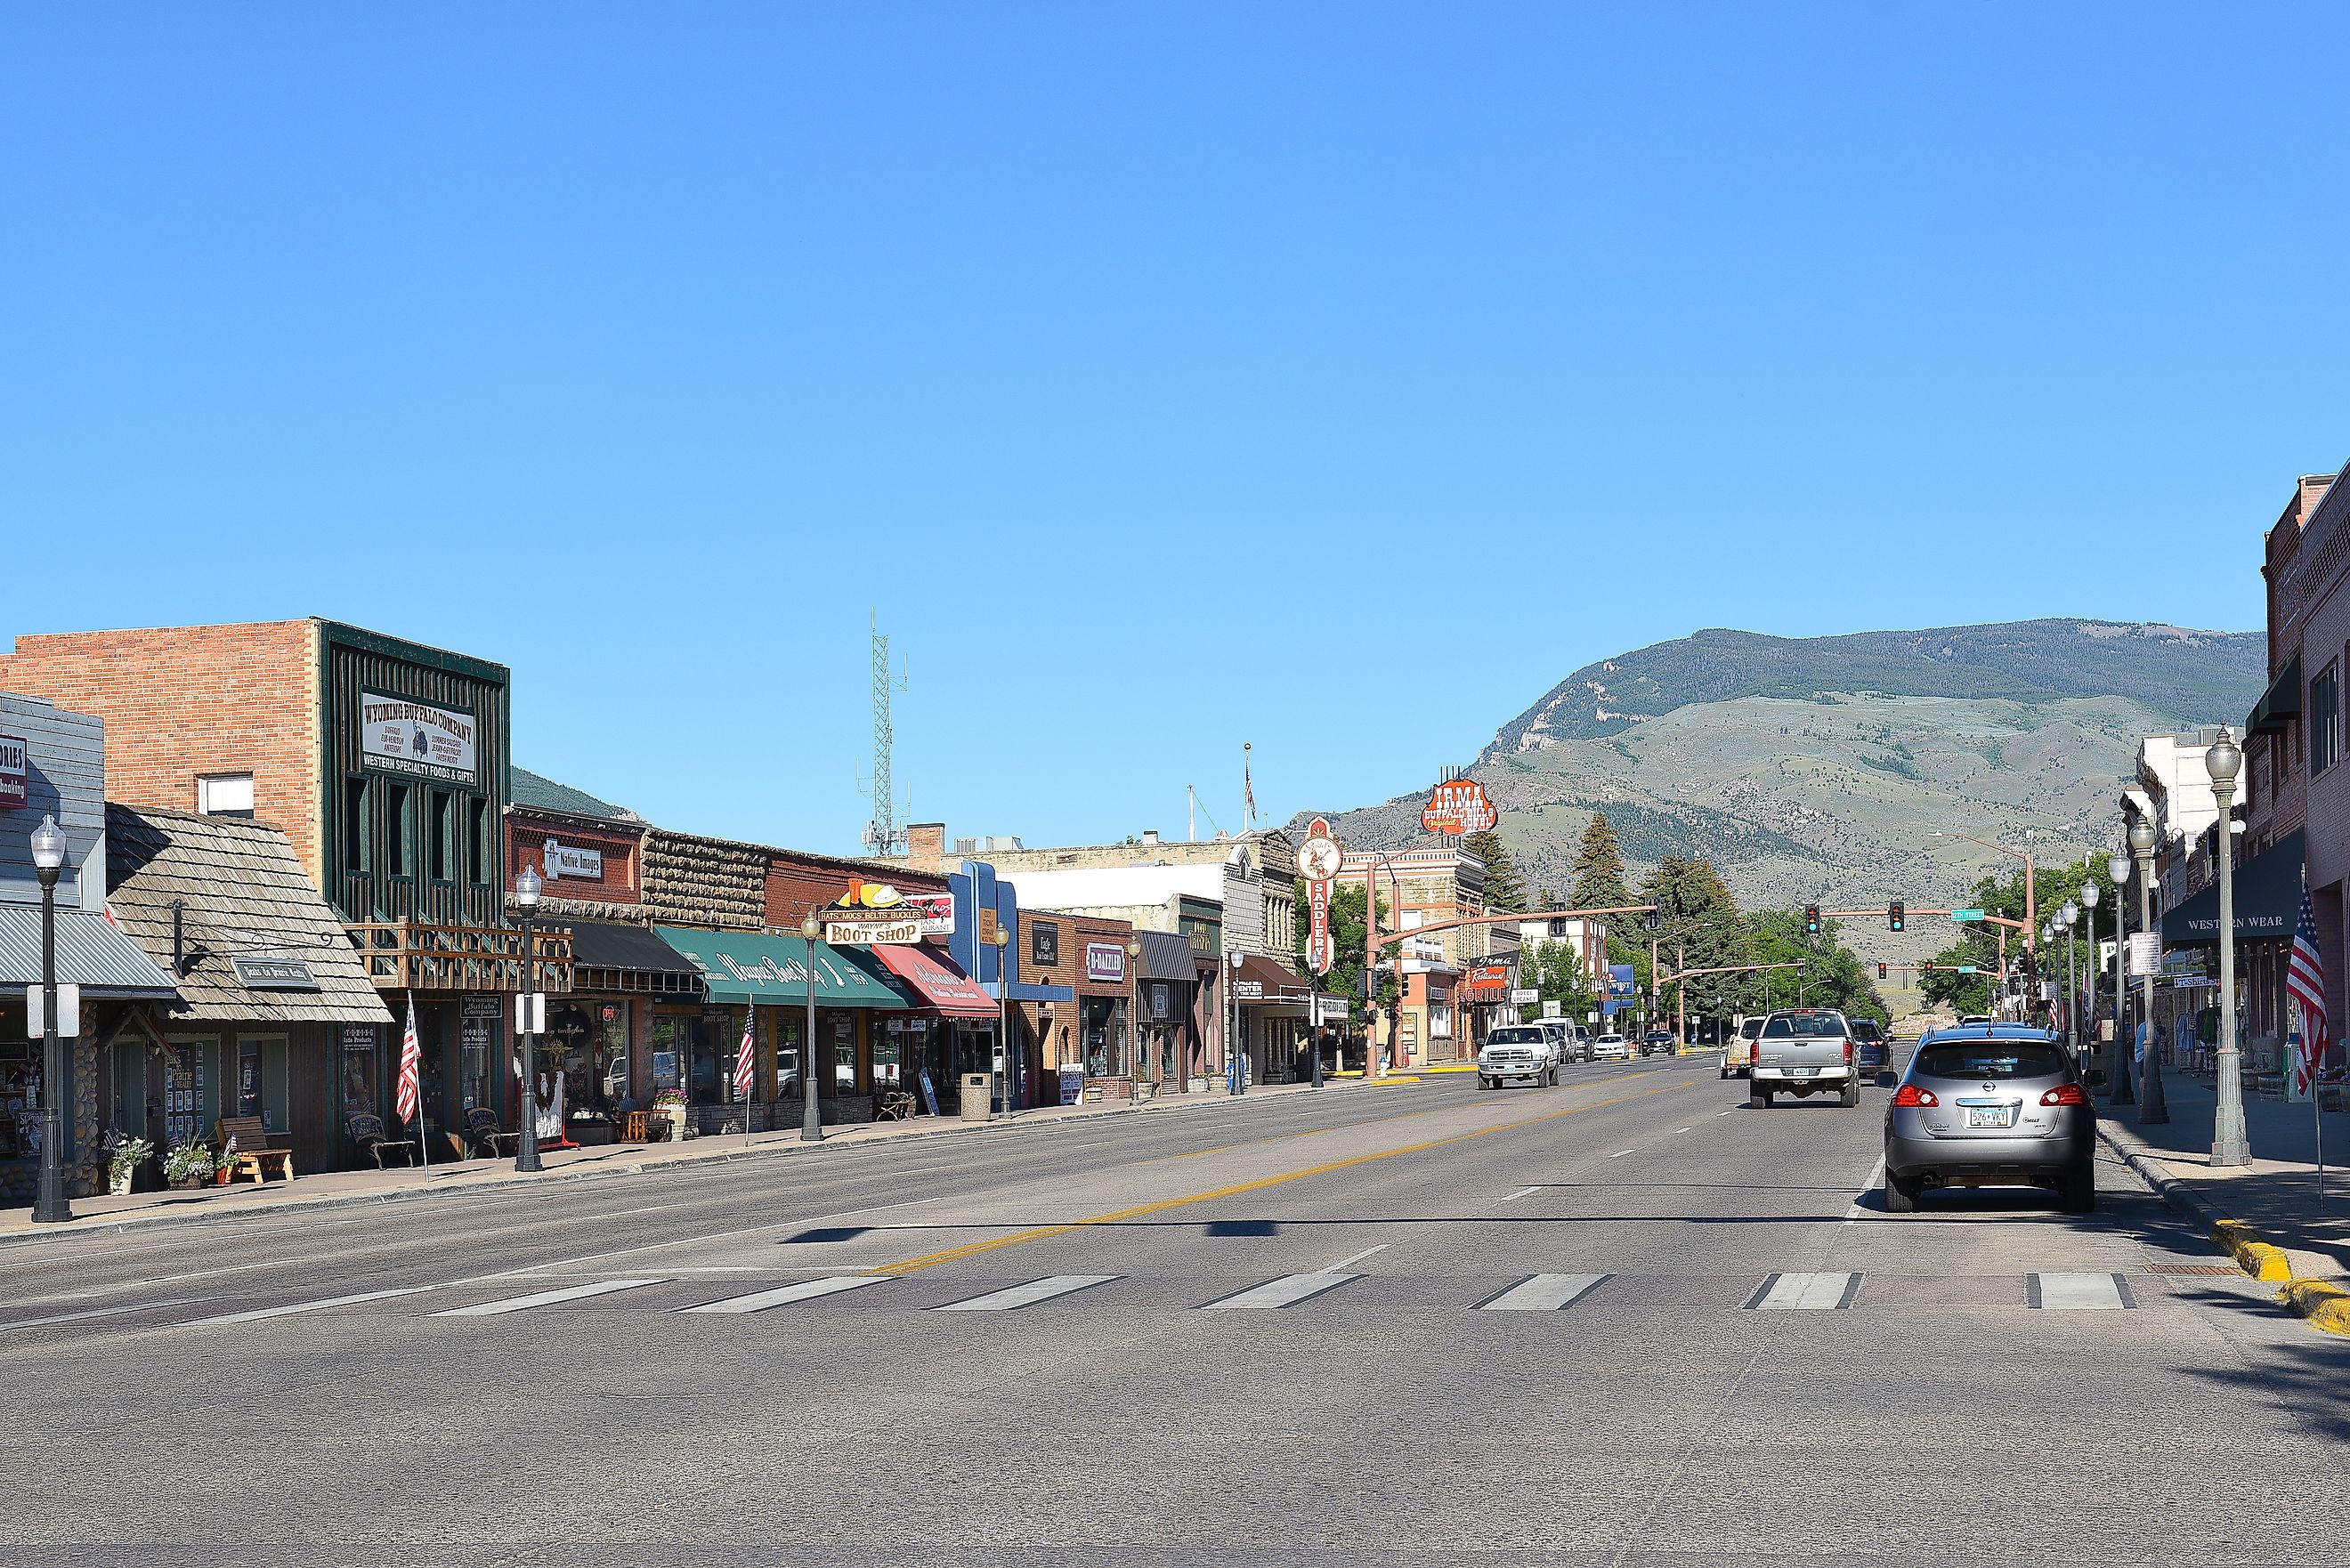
top-left (385, 783), bottom-right (414, 876)
top-left (344, 777), bottom-right (372, 875)
top-left (236, 1039), bottom-right (262, 1118)
top-left (198, 773), bottom-right (254, 819)
top-left (429, 789), bottom-right (456, 882)
top-left (2314, 661), bottom-right (2342, 778)
top-left (469, 798), bottom-right (492, 885)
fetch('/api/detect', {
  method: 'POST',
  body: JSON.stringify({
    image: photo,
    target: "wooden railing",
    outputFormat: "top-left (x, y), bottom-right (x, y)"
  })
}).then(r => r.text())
top-left (346, 920), bottom-right (574, 994)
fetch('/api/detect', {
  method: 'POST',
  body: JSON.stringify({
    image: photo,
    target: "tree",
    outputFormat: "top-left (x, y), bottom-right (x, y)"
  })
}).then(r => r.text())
top-left (1464, 828), bottom-right (1528, 915)
top-left (1293, 877), bottom-right (1398, 1021)
top-left (1745, 908), bottom-right (1889, 1023)
top-left (1517, 938), bottom-right (1598, 1025)
top-left (1569, 811), bottom-right (1633, 912)
top-left (1641, 855), bottom-right (1751, 1037)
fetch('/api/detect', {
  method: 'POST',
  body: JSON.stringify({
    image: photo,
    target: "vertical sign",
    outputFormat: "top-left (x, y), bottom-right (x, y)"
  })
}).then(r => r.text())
top-left (0, 732), bottom-right (26, 812)
top-left (1297, 816), bottom-right (1343, 975)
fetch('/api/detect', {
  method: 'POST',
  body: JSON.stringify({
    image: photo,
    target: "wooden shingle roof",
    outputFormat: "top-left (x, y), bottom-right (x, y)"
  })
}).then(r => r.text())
top-left (105, 804), bottom-right (392, 1026)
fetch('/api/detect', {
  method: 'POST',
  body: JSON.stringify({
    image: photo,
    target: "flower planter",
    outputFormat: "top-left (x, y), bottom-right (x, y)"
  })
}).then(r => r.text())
top-left (171, 1175), bottom-right (210, 1192)
top-left (215, 1167), bottom-right (231, 1186)
top-left (107, 1169), bottom-right (134, 1198)
top-left (654, 1106), bottom-right (687, 1143)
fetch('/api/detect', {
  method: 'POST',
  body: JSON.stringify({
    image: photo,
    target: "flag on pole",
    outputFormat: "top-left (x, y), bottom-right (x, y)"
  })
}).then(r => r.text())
top-left (2287, 883), bottom-right (2329, 1099)
top-left (734, 1008), bottom-right (757, 1101)
top-left (395, 997), bottom-right (422, 1125)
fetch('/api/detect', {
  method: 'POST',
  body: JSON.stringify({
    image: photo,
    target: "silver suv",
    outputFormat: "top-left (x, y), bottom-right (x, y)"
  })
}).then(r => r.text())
top-left (1882, 1026), bottom-right (2095, 1213)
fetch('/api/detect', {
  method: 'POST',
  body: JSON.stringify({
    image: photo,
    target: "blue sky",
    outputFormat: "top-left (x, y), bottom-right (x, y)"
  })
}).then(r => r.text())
top-left (5, 4), bottom-right (2346, 854)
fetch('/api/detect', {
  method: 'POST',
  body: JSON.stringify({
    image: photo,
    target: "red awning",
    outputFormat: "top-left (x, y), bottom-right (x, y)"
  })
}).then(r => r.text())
top-left (871, 942), bottom-right (998, 1018)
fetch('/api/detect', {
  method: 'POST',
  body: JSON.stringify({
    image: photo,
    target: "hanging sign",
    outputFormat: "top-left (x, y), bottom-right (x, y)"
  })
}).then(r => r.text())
top-left (0, 732), bottom-right (26, 812)
top-left (1420, 778), bottom-right (1497, 836)
top-left (359, 692), bottom-right (479, 785)
top-left (1085, 942), bottom-right (1127, 983)
top-left (1301, 817), bottom-right (1341, 975)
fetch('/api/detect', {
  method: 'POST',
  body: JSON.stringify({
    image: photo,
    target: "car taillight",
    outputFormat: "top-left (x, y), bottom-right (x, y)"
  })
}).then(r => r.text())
top-left (2040, 1084), bottom-right (2089, 1106)
top-left (1891, 1084), bottom-right (1937, 1107)
top-left (1844, 1039), bottom-right (1855, 1063)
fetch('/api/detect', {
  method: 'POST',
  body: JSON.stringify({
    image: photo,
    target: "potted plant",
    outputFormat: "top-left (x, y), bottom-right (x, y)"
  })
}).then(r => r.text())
top-left (161, 1141), bottom-right (215, 1191)
top-left (651, 1089), bottom-right (687, 1143)
top-left (104, 1133), bottom-right (154, 1197)
top-left (215, 1136), bottom-right (238, 1185)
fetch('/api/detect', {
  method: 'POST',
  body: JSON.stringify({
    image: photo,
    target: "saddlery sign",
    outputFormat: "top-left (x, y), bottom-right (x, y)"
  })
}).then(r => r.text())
top-left (359, 692), bottom-right (479, 785)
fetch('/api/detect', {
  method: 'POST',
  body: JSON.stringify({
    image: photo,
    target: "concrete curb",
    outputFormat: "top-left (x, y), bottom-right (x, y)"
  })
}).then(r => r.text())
top-left (0, 1077), bottom-right (1406, 1253)
top-left (2098, 1122), bottom-right (2349, 1337)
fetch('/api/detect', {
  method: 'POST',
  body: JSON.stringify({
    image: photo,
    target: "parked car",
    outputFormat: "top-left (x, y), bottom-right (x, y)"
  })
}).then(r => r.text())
top-left (1589, 1032), bottom-right (1631, 1062)
top-left (1478, 1024), bottom-right (1560, 1089)
top-left (1537, 1018), bottom-right (1585, 1063)
top-left (1848, 1018), bottom-right (1889, 1071)
top-left (1882, 1024), bottom-right (2094, 1213)
top-left (1637, 1031), bottom-right (1675, 1058)
top-left (1722, 1014), bottom-right (1764, 1079)
top-left (1748, 1008), bottom-right (1860, 1107)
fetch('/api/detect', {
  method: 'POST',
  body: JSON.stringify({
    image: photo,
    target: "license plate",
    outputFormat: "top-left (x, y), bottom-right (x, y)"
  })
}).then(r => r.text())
top-left (1790, 1067), bottom-right (1816, 1078)
top-left (1966, 1106), bottom-right (2012, 1129)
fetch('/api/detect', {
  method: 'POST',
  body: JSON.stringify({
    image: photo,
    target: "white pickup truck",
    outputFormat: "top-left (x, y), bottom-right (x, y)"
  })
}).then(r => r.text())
top-left (1478, 1024), bottom-right (1560, 1089)
top-left (1748, 1008), bottom-right (1860, 1108)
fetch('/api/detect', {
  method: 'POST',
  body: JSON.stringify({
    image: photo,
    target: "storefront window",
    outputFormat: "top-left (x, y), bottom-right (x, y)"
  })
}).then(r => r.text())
top-left (874, 1020), bottom-right (904, 1087)
top-left (651, 1014), bottom-right (689, 1093)
top-left (0, 1040), bottom-right (37, 1159)
top-left (166, 1039), bottom-right (214, 1148)
top-left (460, 1001), bottom-right (498, 1111)
top-left (236, 1039), bottom-right (263, 1118)
top-left (546, 1001), bottom-right (628, 1114)
top-left (597, 1001), bottom-right (630, 1103)
top-left (775, 1014), bottom-right (802, 1095)
top-left (1081, 998), bottom-right (1129, 1077)
top-left (832, 1014), bottom-right (856, 1090)
top-left (342, 1025), bottom-right (379, 1121)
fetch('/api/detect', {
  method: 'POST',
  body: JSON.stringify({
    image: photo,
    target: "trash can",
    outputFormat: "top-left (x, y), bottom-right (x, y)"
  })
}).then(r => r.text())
top-left (960, 1071), bottom-right (993, 1122)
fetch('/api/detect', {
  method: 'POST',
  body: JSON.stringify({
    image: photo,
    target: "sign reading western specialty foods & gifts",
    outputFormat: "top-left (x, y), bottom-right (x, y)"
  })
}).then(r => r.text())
top-left (359, 692), bottom-right (479, 785)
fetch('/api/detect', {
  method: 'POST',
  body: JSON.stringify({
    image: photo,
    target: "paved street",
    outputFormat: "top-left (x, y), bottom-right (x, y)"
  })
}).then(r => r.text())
top-left (6, 1055), bottom-right (2346, 1567)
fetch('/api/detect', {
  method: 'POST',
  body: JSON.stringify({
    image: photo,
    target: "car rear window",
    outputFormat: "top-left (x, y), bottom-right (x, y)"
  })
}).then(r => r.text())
top-left (1849, 1022), bottom-right (1883, 1041)
top-left (1739, 1018), bottom-right (1764, 1039)
top-left (1487, 1028), bottom-right (1543, 1045)
top-left (1761, 1013), bottom-right (1845, 1038)
top-left (1913, 1044), bottom-right (2068, 1079)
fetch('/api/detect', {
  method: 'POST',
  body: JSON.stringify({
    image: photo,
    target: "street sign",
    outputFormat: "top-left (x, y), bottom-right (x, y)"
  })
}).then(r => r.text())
top-left (1949, 909), bottom-right (1986, 922)
top-left (1510, 987), bottom-right (1539, 1004)
top-left (1420, 777), bottom-right (1497, 836)
top-left (2128, 932), bottom-right (2163, 976)
top-left (1543, 1000), bottom-right (1561, 1018)
top-left (1952, 965), bottom-right (1979, 974)
top-left (26, 983), bottom-right (79, 1038)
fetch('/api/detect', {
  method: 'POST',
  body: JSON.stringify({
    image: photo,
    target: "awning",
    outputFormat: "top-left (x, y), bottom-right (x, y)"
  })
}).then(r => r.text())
top-left (871, 943), bottom-right (996, 1018)
top-left (2160, 829), bottom-right (2303, 947)
top-left (652, 927), bottom-right (906, 1007)
top-left (570, 921), bottom-right (705, 995)
top-left (1137, 931), bottom-right (1200, 983)
top-left (1232, 953), bottom-right (1315, 1006)
top-left (2246, 654), bottom-right (2302, 738)
top-left (0, 908), bottom-right (180, 999)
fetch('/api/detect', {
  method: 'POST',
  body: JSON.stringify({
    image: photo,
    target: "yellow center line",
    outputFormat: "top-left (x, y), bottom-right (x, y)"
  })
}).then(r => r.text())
top-left (872, 1075), bottom-right (1704, 1273)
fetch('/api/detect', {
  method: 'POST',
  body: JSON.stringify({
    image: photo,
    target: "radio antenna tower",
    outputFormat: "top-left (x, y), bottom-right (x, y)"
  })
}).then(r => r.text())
top-left (859, 615), bottom-right (909, 856)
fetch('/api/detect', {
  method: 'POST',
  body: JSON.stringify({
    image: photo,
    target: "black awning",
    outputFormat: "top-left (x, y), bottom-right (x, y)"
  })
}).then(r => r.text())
top-left (1138, 931), bottom-right (1201, 983)
top-left (569, 920), bottom-right (706, 987)
top-left (2160, 828), bottom-right (2302, 947)
top-left (2246, 653), bottom-right (2302, 737)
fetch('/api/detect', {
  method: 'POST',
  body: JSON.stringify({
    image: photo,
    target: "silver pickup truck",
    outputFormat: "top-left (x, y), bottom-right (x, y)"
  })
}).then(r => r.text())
top-left (1749, 1008), bottom-right (1860, 1108)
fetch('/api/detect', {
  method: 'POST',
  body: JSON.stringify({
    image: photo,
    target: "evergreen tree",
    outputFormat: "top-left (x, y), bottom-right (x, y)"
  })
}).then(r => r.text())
top-left (1464, 828), bottom-right (1528, 914)
top-left (1641, 855), bottom-right (1752, 1035)
top-left (1517, 938), bottom-right (1598, 1024)
top-left (1569, 811), bottom-right (1633, 912)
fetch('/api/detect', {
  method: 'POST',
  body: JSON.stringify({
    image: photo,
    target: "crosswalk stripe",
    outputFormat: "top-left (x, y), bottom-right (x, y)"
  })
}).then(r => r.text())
top-left (1476, 1273), bottom-right (1609, 1311)
top-left (432, 1279), bottom-right (661, 1317)
top-left (2030, 1272), bottom-right (2134, 1310)
top-left (0, 1298), bottom-right (200, 1332)
top-left (192, 1287), bottom-right (439, 1326)
top-left (678, 1276), bottom-right (889, 1314)
top-left (1746, 1272), bottom-right (1863, 1310)
top-left (935, 1275), bottom-right (1119, 1312)
top-left (1202, 1273), bottom-right (1359, 1310)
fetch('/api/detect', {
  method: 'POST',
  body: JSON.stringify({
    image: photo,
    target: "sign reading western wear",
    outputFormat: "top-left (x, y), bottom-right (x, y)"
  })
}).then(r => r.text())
top-left (359, 692), bottom-right (479, 785)
top-left (1086, 942), bottom-right (1127, 983)
top-left (0, 732), bottom-right (25, 812)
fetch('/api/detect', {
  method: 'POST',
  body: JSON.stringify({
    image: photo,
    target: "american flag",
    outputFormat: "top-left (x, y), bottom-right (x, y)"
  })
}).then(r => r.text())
top-left (734, 1008), bottom-right (757, 1101)
top-left (394, 998), bottom-right (422, 1125)
top-left (2287, 883), bottom-right (2329, 1099)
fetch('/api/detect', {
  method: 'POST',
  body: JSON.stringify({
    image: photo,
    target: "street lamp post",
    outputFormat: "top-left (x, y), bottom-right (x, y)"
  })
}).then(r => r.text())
top-left (991, 925), bottom-right (1011, 1121)
top-left (514, 864), bottom-right (544, 1174)
top-left (2129, 817), bottom-right (2168, 1125)
top-left (2061, 902), bottom-right (2080, 1060)
top-left (1228, 948), bottom-right (1245, 1095)
top-left (2103, 852), bottom-right (2133, 1106)
top-left (802, 912), bottom-right (824, 1142)
top-left (2082, 879), bottom-right (2113, 1097)
top-left (1125, 937), bottom-right (1142, 1096)
top-left (28, 814), bottom-right (71, 1224)
top-left (2208, 729), bottom-right (2249, 1167)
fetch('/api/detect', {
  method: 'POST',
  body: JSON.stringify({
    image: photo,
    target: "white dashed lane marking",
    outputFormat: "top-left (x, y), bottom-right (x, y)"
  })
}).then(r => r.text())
top-left (679, 1276), bottom-right (888, 1314)
top-left (1476, 1273), bottom-right (1609, 1311)
top-left (1203, 1273), bottom-right (1359, 1310)
top-left (433, 1280), bottom-right (663, 1317)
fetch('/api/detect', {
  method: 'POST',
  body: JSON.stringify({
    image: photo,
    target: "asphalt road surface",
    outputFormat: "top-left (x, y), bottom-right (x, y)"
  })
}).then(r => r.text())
top-left (6, 1054), bottom-right (2346, 1567)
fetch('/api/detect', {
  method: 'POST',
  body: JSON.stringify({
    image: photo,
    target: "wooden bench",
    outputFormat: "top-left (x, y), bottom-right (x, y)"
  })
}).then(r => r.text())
top-left (214, 1116), bottom-right (295, 1184)
top-left (462, 1108), bottom-right (523, 1159)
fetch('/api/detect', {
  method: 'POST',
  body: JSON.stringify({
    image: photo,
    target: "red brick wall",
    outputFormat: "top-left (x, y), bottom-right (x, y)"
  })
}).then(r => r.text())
top-left (507, 810), bottom-right (641, 903)
top-left (766, 854), bottom-right (947, 929)
top-left (0, 621), bottom-right (325, 887)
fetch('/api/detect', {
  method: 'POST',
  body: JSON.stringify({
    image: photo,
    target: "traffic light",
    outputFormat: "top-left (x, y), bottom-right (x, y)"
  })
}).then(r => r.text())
top-left (1921, 959), bottom-right (1936, 973)
top-left (1803, 905), bottom-right (1820, 935)
top-left (1888, 901), bottom-right (1905, 933)
top-left (1878, 962), bottom-right (1888, 980)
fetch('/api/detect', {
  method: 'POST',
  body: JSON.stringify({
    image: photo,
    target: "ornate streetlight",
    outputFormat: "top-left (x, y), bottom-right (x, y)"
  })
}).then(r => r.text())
top-left (28, 815), bottom-right (71, 1224)
top-left (2127, 817), bottom-right (2166, 1124)
top-left (2104, 850), bottom-right (2133, 1105)
top-left (514, 863), bottom-right (545, 1173)
top-left (2207, 729), bottom-right (2249, 1166)
top-left (2081, 878), bottom-right (2108, 1093)
top-left (992, 924), bottom-right (1012, 1121)
top-left (802, 911), bottom-right (824, 1142)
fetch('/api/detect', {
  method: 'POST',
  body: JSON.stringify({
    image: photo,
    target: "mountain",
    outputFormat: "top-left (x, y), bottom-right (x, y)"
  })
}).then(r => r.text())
top-left (1298, 619), bottom-right (2265, 963)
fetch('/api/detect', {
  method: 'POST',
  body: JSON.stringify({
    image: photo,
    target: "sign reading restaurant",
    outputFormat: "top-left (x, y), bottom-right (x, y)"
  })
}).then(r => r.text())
top-left (359, 691), bottom-right (479, 785)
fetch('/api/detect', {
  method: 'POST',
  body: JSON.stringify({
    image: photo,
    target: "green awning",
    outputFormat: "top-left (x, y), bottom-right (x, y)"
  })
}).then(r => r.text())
top-left (652, 927), bottom-right (912, 1008)
top-left (2246, 653), bottom-right (2301, 737)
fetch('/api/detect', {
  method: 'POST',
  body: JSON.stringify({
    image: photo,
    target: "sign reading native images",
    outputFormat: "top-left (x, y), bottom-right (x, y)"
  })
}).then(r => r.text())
top-left (359, 691), bottom-right (479, 786)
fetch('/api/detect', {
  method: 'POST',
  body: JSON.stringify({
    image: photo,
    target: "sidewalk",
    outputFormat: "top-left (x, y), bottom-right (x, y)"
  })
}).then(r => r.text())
top-left (2099, 1070), bottom-right (2350, 1283)
top-left (0, 1074), bottom-right (1414, 1249)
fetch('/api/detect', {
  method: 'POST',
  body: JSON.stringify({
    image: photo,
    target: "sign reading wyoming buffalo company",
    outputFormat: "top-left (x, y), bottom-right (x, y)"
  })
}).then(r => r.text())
top-left (0, 732), bottom-right (25, 812)
top-left (359, 692), bottom-right (479, 785)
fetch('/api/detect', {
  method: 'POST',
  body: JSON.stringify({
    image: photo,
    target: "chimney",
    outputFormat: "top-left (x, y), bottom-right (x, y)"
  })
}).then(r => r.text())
top-left (905, 822), bottom-right (945, 875)
top-left (1141, 829), bottom-right (1160, 845)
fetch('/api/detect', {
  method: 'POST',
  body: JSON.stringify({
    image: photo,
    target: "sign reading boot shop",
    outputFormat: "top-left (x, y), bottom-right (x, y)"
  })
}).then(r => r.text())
top-left (359, 691), bottom-right (479, 785)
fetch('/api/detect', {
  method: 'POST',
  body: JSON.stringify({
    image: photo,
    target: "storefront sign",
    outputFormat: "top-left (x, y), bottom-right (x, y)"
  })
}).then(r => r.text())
top-left (541, 837), bottom-right (604, 882)
top-left (1462, 965), bottom-right (1509, 990)
top-left (359, 691), bottom-right (479, 785)
top-left (0, 732), bottom-right (25, 812)
top-left (1146, 982), bottom-right (1172, 1021)
top-left (977, 906), bottom-right (1001, 947)
top-left (1086, 942), bottom-right (1126, 983)
top-left (1235, 979), bottom-right (1264, 1001)
top-left (231, 956), bottom-right (318, 990)
top-left (1420, 777), bottom-right (1497, 835)
top-left (823, 910), bottom-right (922, 945)
top-left (1302, 815), bottom-right (1340, 976)
top-left (905, 891), bottom-right (954, 935)
top-left (1030, 919), bottom-right (1058, 966)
